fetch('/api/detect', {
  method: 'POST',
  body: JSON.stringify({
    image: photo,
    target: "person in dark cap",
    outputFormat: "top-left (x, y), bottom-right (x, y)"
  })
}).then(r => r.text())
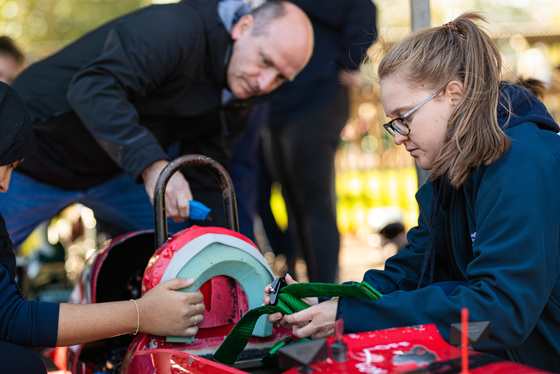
top-left (0, 81), bottom-right (206, 372)
top-left (0, 35), bottom-right (24, 84)
top-left (257, 0), bottom-right (377, 283)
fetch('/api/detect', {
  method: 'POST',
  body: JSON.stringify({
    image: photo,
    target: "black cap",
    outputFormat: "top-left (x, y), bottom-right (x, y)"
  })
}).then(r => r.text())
top-left (0, 81), bottom-right (32, 166)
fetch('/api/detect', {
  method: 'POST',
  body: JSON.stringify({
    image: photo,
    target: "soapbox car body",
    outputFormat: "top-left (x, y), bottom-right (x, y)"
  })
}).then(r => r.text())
top-left (44, 155), bottom-right (550, 374)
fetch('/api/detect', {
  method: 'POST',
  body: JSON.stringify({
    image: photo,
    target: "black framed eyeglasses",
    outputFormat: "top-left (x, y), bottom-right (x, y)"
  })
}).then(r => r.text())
top-left (383, 92), bottom-right (438, 137)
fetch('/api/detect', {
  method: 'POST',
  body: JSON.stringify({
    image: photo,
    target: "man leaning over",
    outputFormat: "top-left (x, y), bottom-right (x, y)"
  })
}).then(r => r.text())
top-left (3, 0), bottom-right (313, 246)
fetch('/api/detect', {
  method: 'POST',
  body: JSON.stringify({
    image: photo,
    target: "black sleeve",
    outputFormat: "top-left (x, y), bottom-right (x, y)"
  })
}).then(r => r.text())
top-left (289, 0), bottom-right (378, 70)
top-left (67, 8), bottom-right (203, 182)
top-left (339, 0), bottom-right (378, 70)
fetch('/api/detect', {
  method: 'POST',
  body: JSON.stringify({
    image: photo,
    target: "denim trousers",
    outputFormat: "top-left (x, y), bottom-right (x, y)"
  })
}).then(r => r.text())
top-left (0, 171), bottom-right (188, 248)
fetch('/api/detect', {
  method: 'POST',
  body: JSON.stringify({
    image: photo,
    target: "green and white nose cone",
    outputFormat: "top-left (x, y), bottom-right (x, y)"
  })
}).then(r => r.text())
top-left (160, 231), bottom-right (275, 343)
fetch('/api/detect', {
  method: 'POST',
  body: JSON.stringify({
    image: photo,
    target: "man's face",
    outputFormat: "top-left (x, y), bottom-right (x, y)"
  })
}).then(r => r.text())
top-left (227, 9), bottom-right (313, 99)
top-left (0, 54), bottom-right (19, 84)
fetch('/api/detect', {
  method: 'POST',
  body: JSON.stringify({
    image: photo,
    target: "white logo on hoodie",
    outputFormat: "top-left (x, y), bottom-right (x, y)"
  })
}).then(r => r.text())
top-left (470, 232), bottom-right (476, 245)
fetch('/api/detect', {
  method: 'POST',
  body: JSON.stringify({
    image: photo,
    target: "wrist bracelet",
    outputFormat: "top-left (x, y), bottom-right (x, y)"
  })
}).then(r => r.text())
top-left (130, 299), bottom-right (139, 335)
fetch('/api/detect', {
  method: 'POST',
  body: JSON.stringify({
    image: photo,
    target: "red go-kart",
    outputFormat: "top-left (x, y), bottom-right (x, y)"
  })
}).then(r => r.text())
top-left (44, 155), bottom-right (551, 374)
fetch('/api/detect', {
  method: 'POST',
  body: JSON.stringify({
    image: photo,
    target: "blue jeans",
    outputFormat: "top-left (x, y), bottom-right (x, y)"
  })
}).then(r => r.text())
top-left (0, 172), bottom-right (188, 248)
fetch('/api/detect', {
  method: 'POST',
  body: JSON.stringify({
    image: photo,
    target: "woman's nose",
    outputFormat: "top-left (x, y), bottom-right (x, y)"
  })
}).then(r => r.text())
top-left (393, 132), bottom-right (408, 145)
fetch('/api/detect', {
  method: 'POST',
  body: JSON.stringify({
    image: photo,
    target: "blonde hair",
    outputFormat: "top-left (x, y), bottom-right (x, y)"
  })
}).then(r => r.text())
top-left (377, 11), bottom-right (510, 187)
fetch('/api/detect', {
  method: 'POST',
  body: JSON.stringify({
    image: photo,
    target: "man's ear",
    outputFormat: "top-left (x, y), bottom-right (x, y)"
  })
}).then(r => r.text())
top-left (445, 80), bottom-right (464, 107)
top-left (231, 14), bottom-right (254, 40)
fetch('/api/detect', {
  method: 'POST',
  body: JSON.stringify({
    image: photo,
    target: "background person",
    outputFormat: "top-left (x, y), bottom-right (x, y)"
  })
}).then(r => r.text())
top-left (265, 12), bottom-right (560, 372)
top-left (0, 35), bottom-right (24, 84)
top-left (0, 81), bottom-right (205, 373)
top-left (258, 0), bottom-right (377, 282)
top-left (1, 0), bottom-right (313, 248)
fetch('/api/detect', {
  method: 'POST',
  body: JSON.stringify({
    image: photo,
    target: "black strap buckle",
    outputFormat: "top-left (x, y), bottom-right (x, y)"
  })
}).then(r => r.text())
top-left (269, 276), bottom-right (287, 306)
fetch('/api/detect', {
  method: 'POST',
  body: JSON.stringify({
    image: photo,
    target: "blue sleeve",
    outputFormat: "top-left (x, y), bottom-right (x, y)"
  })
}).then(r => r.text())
top-left (339, 124), bottom-right (560, 351)
top-left (0, 265), bottom-right (59, 347)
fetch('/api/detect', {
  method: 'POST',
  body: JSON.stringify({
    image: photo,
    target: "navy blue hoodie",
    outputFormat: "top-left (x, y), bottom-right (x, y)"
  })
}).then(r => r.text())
top-left (338, 83), bottom-right (560, 372)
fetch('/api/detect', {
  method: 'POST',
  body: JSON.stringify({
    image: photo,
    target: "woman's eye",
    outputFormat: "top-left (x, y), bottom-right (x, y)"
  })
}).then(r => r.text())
top-left (401, 115), bottom-right (412, 125)
top-left (395, 117), bottom-right (406, 126)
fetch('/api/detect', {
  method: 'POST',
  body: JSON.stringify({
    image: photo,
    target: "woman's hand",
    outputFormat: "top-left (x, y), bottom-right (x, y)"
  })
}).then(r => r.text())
top-left (282, 298), bottom-right (338, 339)
top-left (263, 274), bottom-right (320, 331)
top-left (57, 277), bottom-right (205, 346)
top-left (138, 277), bottom-right (205, 337)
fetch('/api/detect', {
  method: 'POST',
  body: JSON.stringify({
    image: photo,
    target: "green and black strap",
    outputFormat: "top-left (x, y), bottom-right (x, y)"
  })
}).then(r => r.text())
top-left (211, 278), bottom-right (382, 366)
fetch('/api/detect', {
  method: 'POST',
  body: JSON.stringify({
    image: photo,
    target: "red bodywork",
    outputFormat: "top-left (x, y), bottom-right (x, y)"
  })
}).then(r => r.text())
top-left (43, 155), bottom-right (551, 374)
top-left (118, 324), bottom-right (551, 374)
top-left (47, 227), bottom-right (551, 374)
top-left (57, 227), bottom-right (293, 374)
top-left (282, 324), bottom-right (549, 374)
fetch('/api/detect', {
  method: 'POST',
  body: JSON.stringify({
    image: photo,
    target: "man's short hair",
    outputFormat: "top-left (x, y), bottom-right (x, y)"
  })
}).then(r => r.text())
top-left (0, 36), bottom-right (24, 66)
top-left (251, 1), bottom-right (287, 36)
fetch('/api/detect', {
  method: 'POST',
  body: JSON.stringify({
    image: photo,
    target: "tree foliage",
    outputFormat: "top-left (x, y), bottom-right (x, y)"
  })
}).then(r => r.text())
top-left (1, 0), bottom-right (150, 59)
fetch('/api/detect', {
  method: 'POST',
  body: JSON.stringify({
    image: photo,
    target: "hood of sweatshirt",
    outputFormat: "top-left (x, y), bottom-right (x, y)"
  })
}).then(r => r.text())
top-left (498, 81), bottom-right (559, 133)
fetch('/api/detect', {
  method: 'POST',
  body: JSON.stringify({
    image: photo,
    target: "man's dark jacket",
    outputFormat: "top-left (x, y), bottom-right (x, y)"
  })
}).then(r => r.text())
top-left (13, 0), bottom-right (251, 190)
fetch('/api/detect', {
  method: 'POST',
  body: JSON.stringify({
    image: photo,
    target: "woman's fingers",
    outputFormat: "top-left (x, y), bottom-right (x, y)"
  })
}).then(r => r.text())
top-left (268, 312), bottom-right (283, 323)
top-left (139, 278), bottom-right (207, 337)
top-left (282, 299), bottom-right (338, 339)
top-left (161, 277), bottom-right (195, 291)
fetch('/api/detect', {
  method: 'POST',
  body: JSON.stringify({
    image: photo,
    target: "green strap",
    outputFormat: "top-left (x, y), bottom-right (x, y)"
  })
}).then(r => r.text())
top-left (211, 281), bottom-right (382, 366)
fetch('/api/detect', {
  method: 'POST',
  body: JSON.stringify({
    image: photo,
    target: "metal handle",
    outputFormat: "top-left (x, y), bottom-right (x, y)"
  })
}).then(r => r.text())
top-left (153, 154), bottom-right (239, 249)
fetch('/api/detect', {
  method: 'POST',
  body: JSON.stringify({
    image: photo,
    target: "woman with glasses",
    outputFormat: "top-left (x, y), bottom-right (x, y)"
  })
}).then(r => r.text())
top-left (265, 11), bottom-right (560, 372)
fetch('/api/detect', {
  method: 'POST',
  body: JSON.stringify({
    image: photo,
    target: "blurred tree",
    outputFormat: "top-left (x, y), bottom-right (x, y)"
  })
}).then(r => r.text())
top-left (3, 0), bottom-right (560, 61)
top-left (1, 0), bottom-right (150, 60)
